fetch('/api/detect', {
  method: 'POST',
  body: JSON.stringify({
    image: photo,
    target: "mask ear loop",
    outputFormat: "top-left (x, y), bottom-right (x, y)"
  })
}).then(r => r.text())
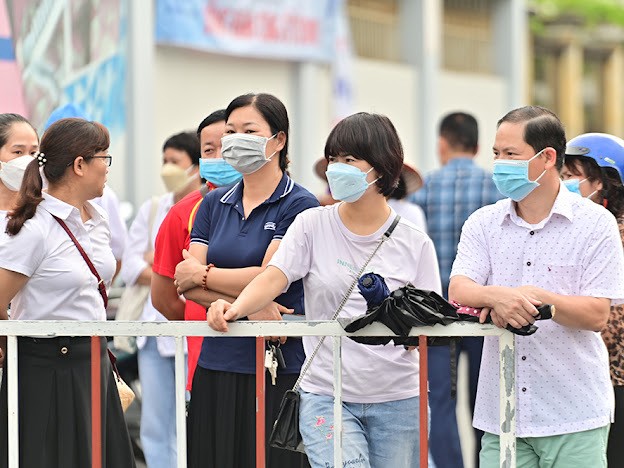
top-left (264, 134), bottom-right (279, 162)
top-left (531, 148), bottom-right (550, 183)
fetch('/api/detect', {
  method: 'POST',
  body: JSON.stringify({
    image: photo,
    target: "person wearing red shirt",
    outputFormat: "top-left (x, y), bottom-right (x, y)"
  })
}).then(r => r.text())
top-left (152, 109), bottom-right (239, 391)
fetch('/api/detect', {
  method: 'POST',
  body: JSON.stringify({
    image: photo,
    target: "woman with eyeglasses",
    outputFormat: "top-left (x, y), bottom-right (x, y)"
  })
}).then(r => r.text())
top-left (120, 131), bottom-right (202, 468)
top-left (0, 118), bottom-right (135, 468)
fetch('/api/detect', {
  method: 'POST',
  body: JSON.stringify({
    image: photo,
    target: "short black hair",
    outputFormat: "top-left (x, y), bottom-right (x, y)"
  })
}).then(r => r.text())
top-left (197, 109), bottom-right (226, 138)
top-left (324, 112), bottom-right (403, 197)
top-left (162, 131), bottom-right (200, 166)
top-left (225, 93), bottom-right (290, 172)
top-left (439, 112), bottom-right (478, 154)
top-left (498, 106), bottom-right (566, 170)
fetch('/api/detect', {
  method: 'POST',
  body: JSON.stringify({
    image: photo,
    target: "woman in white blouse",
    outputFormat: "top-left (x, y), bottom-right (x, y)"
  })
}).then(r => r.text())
top-left (0, 118), bottom-right (135, 468)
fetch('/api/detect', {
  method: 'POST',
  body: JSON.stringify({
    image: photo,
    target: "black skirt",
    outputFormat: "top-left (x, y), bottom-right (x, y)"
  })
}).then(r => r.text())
top-left (0, 336), bottom-right (135, 468)
top-left (187, 366), bottom-right (311, 468)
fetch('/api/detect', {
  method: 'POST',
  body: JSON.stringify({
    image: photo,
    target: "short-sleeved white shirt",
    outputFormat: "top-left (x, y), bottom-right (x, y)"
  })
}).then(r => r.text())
top-left (451, 184), bottom-right (624, 437)
top-left (93, 184), bottom-right (128, 261)
top-left (0, 193), bottom-right (116, 321)
top-left (120, 193), bottom-right (181, 357)
top-left (387, 198), bottom-right (427, 233)
top-left (269, 204), bottom-right (442, 403)
top-left (0, 209), bottom-right (7, 236)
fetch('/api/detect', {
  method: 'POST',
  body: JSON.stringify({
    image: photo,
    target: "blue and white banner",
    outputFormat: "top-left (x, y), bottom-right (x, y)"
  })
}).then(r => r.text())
top-left (156, 0), bottom-right (339, 62)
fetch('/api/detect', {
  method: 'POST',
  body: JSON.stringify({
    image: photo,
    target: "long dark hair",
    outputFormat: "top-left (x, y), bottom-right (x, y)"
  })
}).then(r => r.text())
top-left (225, 93), bottom-right (290, 172)
top-left (6, 118), bottom-right (109, 235)
top-left (565, 155), bottom-right (624, 218)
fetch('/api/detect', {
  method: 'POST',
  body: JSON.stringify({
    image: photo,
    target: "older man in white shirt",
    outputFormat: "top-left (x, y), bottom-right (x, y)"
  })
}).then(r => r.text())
top-left (449, 105), bottom-right (624, 468)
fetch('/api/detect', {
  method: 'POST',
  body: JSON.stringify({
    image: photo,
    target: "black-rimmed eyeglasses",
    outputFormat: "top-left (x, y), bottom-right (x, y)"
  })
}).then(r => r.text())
top-left (90, 155), bottom-right (113, 167)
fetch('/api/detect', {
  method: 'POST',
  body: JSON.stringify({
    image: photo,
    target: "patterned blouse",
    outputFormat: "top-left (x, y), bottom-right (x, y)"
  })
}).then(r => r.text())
top-left (602, 216), bottom-right (624, 387)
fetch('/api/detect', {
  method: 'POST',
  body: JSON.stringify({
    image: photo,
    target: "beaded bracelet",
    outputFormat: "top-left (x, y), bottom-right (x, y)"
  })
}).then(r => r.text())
top-left (201, 263), bottom-right (214, 290)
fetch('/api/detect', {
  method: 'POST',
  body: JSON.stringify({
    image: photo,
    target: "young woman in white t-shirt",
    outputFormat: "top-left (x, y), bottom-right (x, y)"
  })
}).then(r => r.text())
top-left (0, 118), bottom-right (135, 468)
top-left (207, 112), bottom-right (441, 468)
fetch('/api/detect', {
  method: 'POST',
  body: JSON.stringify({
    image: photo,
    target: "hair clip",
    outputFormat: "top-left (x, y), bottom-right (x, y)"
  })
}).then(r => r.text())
top-left (37, 152), bottom-right (47, 167)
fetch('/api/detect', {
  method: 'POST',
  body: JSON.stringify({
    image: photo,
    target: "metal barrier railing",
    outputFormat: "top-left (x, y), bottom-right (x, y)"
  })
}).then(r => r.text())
top-left (1, 320), bottom-right (516, 468)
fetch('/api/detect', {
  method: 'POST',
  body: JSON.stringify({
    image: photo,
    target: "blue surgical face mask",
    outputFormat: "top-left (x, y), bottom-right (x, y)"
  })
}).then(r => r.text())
top-left (562, 178), bottom-right (587, 195)
top-left (199, 158), bottom-right (242, 187)
top-left (325, 162), bottom-right (379, 203)
top-left (492, 149), bottom-right (547, 201)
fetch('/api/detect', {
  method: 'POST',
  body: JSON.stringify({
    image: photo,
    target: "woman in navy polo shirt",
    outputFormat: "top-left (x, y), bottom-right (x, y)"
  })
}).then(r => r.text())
top-left (174, 93), bottom-right (318, 468)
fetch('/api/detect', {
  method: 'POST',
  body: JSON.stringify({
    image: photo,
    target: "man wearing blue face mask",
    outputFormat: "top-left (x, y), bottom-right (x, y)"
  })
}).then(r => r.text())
top-left (151, 109), bottom-right (231, 396)
top-left (449, 106), bottom-right (624, 467)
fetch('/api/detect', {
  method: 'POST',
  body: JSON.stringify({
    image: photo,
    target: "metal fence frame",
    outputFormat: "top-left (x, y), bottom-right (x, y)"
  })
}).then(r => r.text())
top-left (1, 320), bottom-right (516, 468)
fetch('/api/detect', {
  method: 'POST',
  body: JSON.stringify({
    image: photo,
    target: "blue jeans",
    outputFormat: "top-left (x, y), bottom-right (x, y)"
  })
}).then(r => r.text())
top-left (299, 390), bottom-right (435, 468)
top-left (138, 337), bottom-right (186, 468)
top-left (428, 338), bottom-right (484, 468)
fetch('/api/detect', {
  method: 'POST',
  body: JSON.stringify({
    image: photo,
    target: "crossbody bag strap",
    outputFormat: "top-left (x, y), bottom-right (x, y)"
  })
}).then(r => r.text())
top-left (53, 215), bottom-right (108, 309)
top-left (292, 214), bottom-right (401, 391)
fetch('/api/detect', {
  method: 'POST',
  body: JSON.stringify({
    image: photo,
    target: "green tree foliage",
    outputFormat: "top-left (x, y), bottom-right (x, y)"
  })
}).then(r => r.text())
top-left (531, 0), bottom-right (624, 32)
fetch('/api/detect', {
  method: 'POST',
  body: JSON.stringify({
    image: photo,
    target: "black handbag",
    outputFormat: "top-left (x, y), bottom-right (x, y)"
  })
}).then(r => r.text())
top-left (268, 389), bottom-right (306, 452)
top-left (268, 215), bottom-right (400, 452)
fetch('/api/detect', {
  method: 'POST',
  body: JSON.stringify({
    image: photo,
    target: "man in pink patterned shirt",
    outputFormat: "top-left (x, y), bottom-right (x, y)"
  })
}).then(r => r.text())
top-left (450, 106), bottom-right (624, 467)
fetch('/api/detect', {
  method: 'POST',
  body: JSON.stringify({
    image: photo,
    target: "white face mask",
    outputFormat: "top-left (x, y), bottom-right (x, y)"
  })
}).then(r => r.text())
top-left (0, 155), bottom-right (34, 191)
top-left (221, 133), bottom-right (277, 175)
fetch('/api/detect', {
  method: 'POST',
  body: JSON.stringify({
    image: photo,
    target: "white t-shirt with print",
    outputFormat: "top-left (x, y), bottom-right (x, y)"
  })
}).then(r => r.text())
top-left (269, 204), bottom-right (441, 403)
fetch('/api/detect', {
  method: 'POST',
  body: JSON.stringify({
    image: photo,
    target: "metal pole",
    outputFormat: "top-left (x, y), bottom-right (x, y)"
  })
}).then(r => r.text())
top-left (333, 336), bottom-right (343, 468)
top-left (499, 331), bottom-right (516, 467)
top-left (419, 335), bottom-right (429, 467)
top-left (256, 337), bottom-right (266, 468)
top-left (174, 337), bottom-right (187, 468)
top-left (91, 336), bottom-right (102, 468)
top-left (7, 335), bottom-right (18, 468)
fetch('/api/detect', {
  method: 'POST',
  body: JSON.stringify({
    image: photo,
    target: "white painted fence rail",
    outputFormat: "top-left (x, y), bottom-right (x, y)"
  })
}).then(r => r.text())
top-left (1, 320), bottom-right (516, 468)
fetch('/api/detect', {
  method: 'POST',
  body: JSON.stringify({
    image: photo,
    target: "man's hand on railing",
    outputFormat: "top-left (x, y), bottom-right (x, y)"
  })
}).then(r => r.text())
top-left (478, 286), bottom-right (541, 329)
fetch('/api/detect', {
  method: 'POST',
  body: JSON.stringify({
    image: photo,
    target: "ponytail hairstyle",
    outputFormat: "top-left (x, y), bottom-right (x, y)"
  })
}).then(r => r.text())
top-left (6, 118), bottom-right (109, 235)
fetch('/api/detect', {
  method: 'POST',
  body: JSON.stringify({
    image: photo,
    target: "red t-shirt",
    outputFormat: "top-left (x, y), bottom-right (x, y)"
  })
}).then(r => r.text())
top-left (153, 188), bottom-right (207, 391)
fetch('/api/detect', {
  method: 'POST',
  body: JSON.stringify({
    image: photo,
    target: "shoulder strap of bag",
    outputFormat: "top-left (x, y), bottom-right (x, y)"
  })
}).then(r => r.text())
top-left (146, 195), bottom-right (160, 244)
top-left (292, 214), bottom-right (401, 391)
top-left (188, 198), bottom-right (203, 233)
top-left (53, 215), bottom-right (108, 309)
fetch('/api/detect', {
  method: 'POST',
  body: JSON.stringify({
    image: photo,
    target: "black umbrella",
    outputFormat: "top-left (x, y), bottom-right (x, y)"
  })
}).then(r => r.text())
top-left (340, 282), bottom-right (554, 343)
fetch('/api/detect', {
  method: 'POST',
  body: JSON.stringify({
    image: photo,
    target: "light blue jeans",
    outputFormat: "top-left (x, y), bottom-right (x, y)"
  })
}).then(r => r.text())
top-left (299, 390), bottom-right (436, 468)
top-left (138, 337), bottom-right (186, 468)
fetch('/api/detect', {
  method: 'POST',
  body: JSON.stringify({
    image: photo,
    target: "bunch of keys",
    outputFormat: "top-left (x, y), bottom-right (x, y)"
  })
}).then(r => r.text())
top-left (264, 342), bottom-right (286, 385)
